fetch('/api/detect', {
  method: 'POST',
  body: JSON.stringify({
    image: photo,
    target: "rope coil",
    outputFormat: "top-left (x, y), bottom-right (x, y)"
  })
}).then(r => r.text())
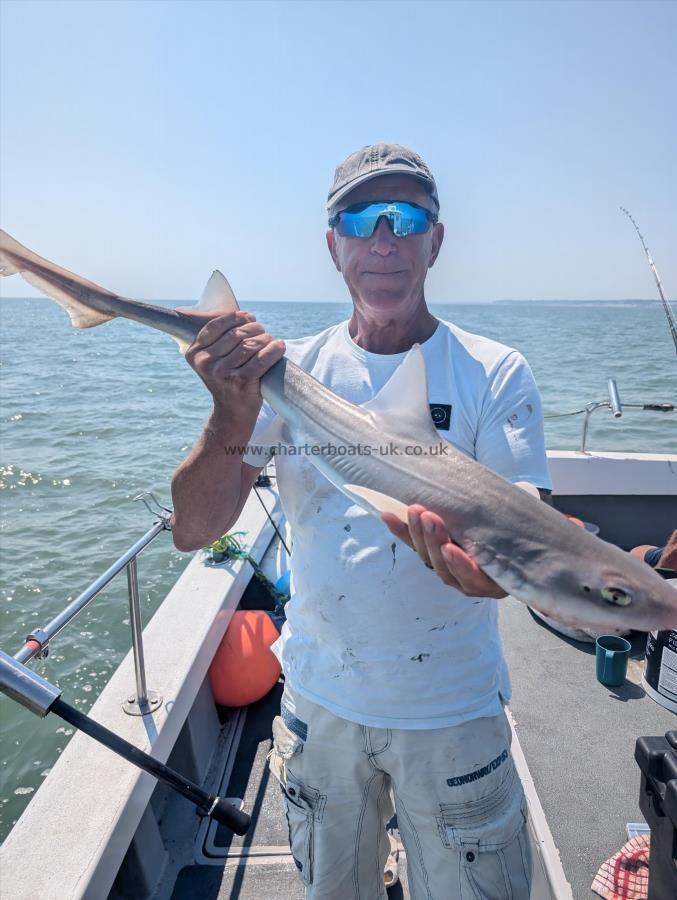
top-left (206, 531), bottom-right (290, 608)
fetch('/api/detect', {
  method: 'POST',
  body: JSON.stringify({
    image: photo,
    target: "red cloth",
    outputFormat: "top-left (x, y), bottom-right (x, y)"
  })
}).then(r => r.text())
top-left (592, 834), bottom-right (650, 900)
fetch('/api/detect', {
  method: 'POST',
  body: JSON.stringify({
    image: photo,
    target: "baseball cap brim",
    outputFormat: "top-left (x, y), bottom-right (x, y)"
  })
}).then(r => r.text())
top-left (327, 167), bottom-right (439, 213)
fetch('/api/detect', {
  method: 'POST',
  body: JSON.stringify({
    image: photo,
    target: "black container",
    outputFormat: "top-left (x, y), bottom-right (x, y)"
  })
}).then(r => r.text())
top-left (644, 631), bottom-right (677, 713)
top-left (634, 730), bottom-right (677, 900)
top-left (643, 568), bottom-right (677, 714)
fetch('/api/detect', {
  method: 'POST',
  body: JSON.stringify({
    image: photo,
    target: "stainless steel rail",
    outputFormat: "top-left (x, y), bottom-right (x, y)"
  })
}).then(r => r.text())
top-left (13, 498), bottom-right (172, 715)
top-left (545, 379), bottom-right (674, 453)
top-left (581, 380), bottom-right (674, 453)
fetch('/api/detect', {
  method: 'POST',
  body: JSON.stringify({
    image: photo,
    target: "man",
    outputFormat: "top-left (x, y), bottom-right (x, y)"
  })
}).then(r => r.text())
top-left (171, 144), bottom-right (551, 898)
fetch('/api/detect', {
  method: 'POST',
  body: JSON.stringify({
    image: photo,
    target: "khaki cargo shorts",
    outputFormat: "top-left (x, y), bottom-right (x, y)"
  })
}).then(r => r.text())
top-left (269, 684), bottom-right (532, 899)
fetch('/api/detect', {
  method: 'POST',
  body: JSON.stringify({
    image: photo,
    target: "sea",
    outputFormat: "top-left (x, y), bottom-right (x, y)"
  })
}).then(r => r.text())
top-left (1, 297), bottom-right (675, 840)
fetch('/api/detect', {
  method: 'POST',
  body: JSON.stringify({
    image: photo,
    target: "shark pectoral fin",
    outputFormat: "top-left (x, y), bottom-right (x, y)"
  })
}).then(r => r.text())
top-left (196, 270), bottom-right (240, 314)
top-left (515, 481), bottom-right (541, 500)
top-left (342, 484), bottom-right (410, 525)
top-left (360, 343), bottom-right (440, 437)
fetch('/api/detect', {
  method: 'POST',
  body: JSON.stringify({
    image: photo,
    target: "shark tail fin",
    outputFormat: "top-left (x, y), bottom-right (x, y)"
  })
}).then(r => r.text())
top-left (0, 229), bottom-right (117, 329)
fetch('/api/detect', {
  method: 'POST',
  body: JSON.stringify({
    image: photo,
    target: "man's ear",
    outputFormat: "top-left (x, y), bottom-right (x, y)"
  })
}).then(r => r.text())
top-left (428, 222), bottom-right (444, 268)
top-left (326, 229), bottom-right (341, 272)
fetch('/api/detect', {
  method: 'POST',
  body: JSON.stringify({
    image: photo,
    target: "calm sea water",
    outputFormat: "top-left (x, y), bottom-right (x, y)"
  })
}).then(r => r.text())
top-left (1, 297), bottom-right (675, 839)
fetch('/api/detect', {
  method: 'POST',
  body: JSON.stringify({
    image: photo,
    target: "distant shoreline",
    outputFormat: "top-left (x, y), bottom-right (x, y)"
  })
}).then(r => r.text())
top-left (0, 296), bottom-right (662, 306)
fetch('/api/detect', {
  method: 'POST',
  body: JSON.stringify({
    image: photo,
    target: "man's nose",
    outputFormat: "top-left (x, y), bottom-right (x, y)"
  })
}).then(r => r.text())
top-left (369, 217), bottom-right (397, 255)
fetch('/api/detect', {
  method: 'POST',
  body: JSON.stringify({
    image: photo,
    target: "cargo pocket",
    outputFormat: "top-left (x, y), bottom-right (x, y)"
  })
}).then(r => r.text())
top-left (268, 710), bottom-right (325, 886)
top-left (437, 765), bottom-right (532, 900)
top-left (280, 770), bottom-right (327, 885)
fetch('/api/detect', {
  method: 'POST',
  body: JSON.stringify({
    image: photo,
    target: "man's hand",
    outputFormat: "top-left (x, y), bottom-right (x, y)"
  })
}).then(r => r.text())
top-left (181, 309), bottom-right (285, 408)
top-left (382, 505), bottom-right (507, 599)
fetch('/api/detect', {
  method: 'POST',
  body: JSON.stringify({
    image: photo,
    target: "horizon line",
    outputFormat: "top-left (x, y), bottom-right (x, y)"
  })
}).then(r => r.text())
top-left (0, 296), bottom-right (663, 305)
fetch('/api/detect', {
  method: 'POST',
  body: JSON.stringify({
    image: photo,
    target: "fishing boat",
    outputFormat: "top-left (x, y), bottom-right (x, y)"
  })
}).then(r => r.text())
top-left (1, 388), bottom-right (675, 900)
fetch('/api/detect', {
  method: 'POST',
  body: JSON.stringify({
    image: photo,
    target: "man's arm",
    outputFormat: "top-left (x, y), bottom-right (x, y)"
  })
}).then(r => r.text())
top-left (171, 413), bottom-right (263, 551)
top-left (170, 310), bottom-right (285, 551)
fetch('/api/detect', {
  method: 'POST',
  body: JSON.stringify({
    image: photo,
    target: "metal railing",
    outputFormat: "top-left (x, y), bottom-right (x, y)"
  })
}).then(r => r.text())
top-left (545, 379), bottom-right (674, 453)
top-left (13, 494), bottom-right (172, 716)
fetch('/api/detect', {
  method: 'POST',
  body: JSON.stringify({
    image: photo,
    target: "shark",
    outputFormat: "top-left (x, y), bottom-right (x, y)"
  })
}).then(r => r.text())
top-left (1, 227), bottom-right (675, 632)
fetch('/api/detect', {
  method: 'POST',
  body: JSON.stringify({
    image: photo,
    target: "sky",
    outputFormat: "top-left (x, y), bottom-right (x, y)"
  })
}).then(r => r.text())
top-left (1, 0), bottom-right (675, 303)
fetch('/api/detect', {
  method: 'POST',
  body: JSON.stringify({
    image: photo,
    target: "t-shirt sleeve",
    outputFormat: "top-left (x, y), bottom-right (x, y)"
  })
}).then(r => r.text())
top-left (475, 351), bottom-right (552, 490)
top-left (241, 400), bottom-right (281, 468)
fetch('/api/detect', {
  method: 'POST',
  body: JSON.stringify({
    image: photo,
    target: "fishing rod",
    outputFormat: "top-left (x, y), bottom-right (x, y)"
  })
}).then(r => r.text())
top-left (0, 649), bottom-right (251, 835)
top-left (620, 207), bottom-right (677, 355)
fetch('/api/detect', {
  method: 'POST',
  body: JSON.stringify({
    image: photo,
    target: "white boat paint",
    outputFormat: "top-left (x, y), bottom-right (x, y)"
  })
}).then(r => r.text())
top-left (548, 450), bottom-right (677, 496)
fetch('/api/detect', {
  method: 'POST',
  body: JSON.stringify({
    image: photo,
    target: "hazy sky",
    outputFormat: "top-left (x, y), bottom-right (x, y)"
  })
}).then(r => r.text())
top-left (1, 0), bottom-right (675, 302)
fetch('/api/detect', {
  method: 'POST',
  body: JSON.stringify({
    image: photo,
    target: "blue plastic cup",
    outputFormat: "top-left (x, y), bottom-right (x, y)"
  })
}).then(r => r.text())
top-left (595, 635), bottom-right (631, 687)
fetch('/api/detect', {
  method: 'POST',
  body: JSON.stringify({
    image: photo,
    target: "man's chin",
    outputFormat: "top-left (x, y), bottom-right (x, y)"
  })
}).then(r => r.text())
top-left (357, 279), bottom-right (414, 305)
top-left (360, 290), bottom-right (415, 309)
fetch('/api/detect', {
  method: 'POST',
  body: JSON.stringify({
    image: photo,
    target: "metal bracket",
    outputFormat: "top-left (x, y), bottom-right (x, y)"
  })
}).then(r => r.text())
top-left (24, 628), bottom-right (50, 659)
top-left (123, 690), bottom-right (163, 716)
top-left (133, 492), bottom-right (173, 529)
top-left (580, 379), bottom-right (623, 454)
top-left (255, 462), bottom-right (273, 488)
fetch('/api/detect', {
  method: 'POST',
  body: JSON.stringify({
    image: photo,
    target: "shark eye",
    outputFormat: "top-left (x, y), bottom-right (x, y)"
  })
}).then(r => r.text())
top-left (602, 586), bottom-right (632, 607)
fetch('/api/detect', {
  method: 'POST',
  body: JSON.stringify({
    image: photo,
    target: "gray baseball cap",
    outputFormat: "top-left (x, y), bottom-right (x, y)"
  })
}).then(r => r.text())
top-left (327, 143), bottom-right (440, 213)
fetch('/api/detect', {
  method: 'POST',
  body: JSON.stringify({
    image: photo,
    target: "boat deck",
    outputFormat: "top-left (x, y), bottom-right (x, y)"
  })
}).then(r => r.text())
top-left (169, 681), bottom-right (411, 900)
top-left (170, 683), bottom-right (305, 899)
top-left (500, 597), bottom-right (674, 898)
top-left (167, 601), bottom-right (673, 900)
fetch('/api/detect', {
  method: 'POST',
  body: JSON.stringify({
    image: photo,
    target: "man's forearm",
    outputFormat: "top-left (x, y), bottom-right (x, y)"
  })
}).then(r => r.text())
top-left (171, 404), bottom-right (260, 551)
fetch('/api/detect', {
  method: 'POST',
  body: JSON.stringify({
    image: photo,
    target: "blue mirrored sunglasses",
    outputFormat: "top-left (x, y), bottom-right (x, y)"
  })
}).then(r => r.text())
top-left (329, 201), bottom-right (437, 238)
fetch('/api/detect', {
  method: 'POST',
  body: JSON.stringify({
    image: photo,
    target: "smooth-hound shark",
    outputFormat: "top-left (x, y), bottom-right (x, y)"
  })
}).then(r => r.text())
top-left (1, 228), bottom-right (675, 632)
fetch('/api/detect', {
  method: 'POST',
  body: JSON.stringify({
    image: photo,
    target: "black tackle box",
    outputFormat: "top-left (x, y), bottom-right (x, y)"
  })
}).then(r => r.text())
top-left (635, 730), bottom-right (677, 900)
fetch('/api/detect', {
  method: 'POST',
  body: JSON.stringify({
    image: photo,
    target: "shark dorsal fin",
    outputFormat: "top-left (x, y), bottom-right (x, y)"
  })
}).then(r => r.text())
top-left (172, 270), bottom-right (240, 355)
top-left (361, 343), bottom-right (438, 436)
top-left (196, 270), bottom-right (240, 314)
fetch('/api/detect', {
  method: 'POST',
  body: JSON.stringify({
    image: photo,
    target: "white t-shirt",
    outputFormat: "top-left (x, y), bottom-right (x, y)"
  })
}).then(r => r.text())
top-left (243, 319), bottom-right (551, 729)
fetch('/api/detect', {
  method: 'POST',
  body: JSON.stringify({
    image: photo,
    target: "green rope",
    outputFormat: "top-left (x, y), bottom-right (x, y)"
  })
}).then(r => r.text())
top-left (205, 531), bottom-right (289, 606)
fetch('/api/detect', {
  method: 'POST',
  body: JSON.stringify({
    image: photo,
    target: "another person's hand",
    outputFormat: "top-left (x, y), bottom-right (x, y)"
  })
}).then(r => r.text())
top-left (382, 504), bottom-right (507, 599)
top-left (183, 310), bottom-right (285, 407)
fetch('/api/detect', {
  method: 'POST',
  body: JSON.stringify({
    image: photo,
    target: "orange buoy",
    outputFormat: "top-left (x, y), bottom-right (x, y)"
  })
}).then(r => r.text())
top-left (209, 610), bottom-right (282, 707)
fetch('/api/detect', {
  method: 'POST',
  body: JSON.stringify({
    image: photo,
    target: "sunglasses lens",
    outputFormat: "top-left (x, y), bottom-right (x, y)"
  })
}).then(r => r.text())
top-left (390, 204), bottom-right (431, 236)
top-left (336, 205), bottom-right (380, 237)
top-left (334, 202), bottom-right (433, 238)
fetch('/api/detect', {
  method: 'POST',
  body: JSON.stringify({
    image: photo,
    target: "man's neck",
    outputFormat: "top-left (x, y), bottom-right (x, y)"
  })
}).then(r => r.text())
top-left (347, 300), bottom-right (438, 354)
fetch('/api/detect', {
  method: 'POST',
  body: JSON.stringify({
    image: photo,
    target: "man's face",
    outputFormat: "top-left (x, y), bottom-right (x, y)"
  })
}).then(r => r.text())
top-left (326, 174), bottom-right (444, 311)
